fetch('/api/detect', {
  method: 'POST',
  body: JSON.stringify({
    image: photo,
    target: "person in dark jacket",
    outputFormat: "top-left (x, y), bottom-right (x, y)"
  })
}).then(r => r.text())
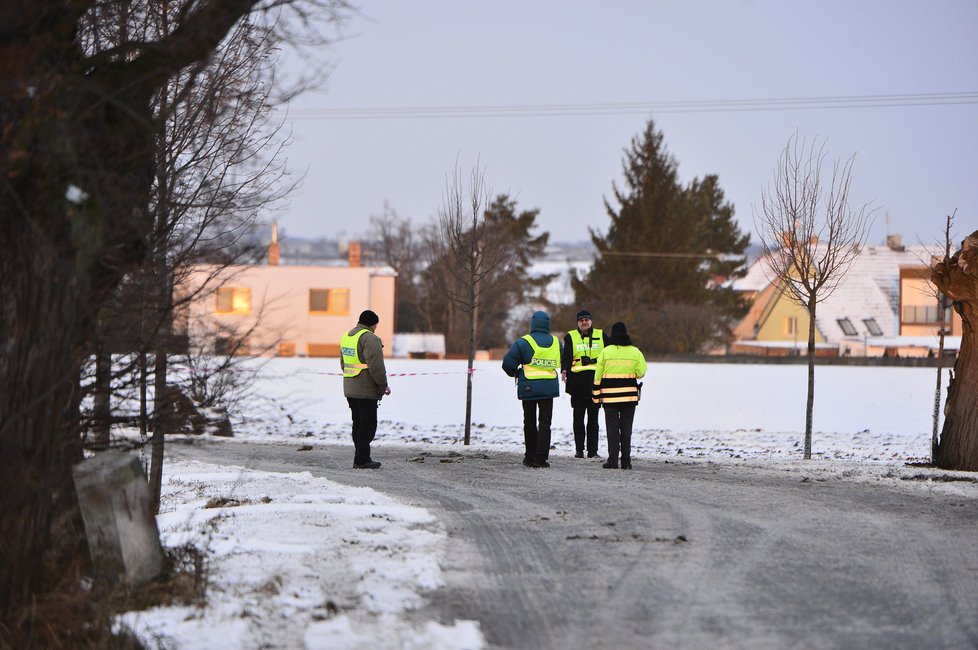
top-left (340, 310), bottom-right (391, 469)
top-left (502, 311), bottom-right (562, 468)
top-left (592, 322), bottom-right (647, 470)
top-left (561, 309), bottom-right (609, 459)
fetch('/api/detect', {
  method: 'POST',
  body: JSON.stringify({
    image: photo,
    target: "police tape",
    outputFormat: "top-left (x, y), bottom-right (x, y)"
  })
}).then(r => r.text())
top-left (320, 368), bottom-right (479, 377)
top-left (152, 365), bottom-right (479, 377)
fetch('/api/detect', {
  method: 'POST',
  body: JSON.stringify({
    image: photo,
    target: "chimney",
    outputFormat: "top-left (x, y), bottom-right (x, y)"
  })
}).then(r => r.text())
top-left (886, 234), bottom-right (904, 252)
top-left (267, 222), bottom-right (280, 266)
top-left (348, 241), bottom-right (361, 267)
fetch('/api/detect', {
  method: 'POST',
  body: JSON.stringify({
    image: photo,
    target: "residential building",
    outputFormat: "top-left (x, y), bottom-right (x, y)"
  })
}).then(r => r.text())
top-left (176, 233), bottom-right (396, 357)
top-left (731, 235), bottom-right (962, 357)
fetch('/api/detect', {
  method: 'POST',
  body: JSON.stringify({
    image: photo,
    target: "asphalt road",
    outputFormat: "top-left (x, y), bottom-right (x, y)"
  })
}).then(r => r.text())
top-left (169, 440), bottom-right (978, 650)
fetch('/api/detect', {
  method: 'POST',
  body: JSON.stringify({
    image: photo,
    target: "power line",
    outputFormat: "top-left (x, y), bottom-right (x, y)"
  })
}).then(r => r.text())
top-left (288, 91), bottom-right (978, 121)
top-left (602, 251), bottom-right (727, 260)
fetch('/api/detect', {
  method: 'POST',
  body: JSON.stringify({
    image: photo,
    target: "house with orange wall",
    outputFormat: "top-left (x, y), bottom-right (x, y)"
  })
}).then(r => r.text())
top-left (176, 237), bottom-right (396, 357)
top-left (731, 236), bottom-right (961, 357)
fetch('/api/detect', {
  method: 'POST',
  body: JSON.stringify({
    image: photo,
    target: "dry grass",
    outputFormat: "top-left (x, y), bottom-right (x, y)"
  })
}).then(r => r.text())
top-left (1, 539), bottom-right (208, 650)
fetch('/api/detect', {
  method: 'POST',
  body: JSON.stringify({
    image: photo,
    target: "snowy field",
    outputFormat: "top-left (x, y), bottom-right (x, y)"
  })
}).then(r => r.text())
top-left (236, 357), bottom-right (950, 463)
top-left (117, 358), bottom-right (971, 649)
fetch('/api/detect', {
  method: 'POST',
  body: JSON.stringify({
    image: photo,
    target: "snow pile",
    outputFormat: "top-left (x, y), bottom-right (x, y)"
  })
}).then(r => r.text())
top-left (117, 460), bottom-right (483, 650)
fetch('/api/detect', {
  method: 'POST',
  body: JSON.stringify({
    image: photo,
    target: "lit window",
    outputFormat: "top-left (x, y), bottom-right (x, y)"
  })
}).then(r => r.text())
top-left (309, 288), bottom-right (350, 315)
top-left (863, 318), bottom-right (883, 336)
top-left (785, 316), bottom-right (798, 336)
top-left (215, 287), bottom-right (251, 314)
top-left (837, 318), bottom-right (858, 336)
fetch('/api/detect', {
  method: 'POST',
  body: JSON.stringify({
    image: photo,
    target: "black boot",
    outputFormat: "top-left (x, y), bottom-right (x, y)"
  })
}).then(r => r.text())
top-left (602, 460), bottom-right (618, 469)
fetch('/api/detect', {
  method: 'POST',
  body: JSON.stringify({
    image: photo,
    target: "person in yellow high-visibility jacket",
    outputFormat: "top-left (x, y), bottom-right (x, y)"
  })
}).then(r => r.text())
top-left (340, 310), bottom-right (391, 469)
top-left (560, 309), bottom-right (609, 459)
top-left (592, 322), bottom-right (647, 470)
top-left (502, 311), bottom-right (562, 468)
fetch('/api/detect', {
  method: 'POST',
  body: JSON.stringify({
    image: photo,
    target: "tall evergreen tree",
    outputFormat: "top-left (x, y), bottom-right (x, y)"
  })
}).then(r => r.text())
top-left (573, 119), bottom-right (749, 353)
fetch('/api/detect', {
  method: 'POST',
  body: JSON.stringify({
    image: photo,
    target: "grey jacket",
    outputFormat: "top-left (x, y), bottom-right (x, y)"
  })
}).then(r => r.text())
top-left (341, 325), bottom-right (389, 399)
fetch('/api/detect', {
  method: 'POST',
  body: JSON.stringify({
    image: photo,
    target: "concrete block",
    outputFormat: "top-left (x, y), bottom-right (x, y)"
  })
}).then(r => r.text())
top-left (72, 450), bottom-right (163, 587)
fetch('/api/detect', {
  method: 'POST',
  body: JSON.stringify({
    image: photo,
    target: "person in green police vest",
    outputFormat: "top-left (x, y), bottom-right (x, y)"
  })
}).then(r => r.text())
top-left (340, 310), bottom-right (391, 469)
top-left (560, 309), bottom-right (610, 459)
top-left (502, 311), bottom-right (562, 468)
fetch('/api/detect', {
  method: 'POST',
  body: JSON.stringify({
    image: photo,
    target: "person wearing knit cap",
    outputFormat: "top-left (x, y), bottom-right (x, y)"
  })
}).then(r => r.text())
top-left (339, 310), bottom-right (391, 469)
top-left (591, 321), bottom-right (647, 470)
top-left (560, 309), bottom-right (610, 459)
top-left (502, 310), bottom-right (562, 468)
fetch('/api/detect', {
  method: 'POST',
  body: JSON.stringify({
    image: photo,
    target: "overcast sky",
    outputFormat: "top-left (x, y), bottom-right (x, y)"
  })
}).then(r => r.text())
top-left (273, 0), bottom-right (977, 248)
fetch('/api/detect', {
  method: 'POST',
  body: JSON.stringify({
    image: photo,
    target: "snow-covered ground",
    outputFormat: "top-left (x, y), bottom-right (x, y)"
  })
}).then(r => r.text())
top-left (117, 357), bottom-right (975, 649)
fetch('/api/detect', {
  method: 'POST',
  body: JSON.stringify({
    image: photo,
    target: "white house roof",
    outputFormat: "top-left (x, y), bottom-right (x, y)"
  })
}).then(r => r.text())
top-left (815, 271), bottom-right (898, 342)
top-left (816, 244), bottom-right (936, 343)
top-left (730, 255), bottom-right (775, 292)
top-left (737, 242), bottom-right (943, 345)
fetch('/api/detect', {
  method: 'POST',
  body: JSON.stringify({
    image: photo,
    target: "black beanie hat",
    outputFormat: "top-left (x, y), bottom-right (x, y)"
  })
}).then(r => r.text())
top-left (576, 309), bottom-right (592, 321)
top-left (358, 309), bottom-right (379, 327)
top-left (611, 321), bottom-right (627, 337)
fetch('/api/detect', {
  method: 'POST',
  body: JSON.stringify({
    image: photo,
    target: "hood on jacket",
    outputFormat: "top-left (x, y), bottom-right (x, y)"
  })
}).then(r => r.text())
top-left (530, 310), bottom-right (551, 334)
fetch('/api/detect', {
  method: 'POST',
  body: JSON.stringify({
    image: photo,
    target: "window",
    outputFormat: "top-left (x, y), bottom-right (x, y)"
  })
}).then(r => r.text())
top-left (215, 287), bottom-right (251, 314)
top-left (862, 318), bottom-right (883, 337)
top-left (309, 288), bottom-right (350, 315)
top-left (837, 318), bottom-right (858, 336)
top-left (784, 316), bottom-right (798, 336)
top-left (902, 304), bottom-right (945, 324)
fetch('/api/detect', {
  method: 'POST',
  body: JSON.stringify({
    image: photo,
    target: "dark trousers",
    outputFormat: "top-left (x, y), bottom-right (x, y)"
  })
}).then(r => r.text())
top-left (604, 404), bottom-right (636, 466)
top-left (522, 398), bottom-right (553, 464)
top-left (572, 400), bottom-right (600, 455)
top-left (347, 397), bottom-right (378, 465)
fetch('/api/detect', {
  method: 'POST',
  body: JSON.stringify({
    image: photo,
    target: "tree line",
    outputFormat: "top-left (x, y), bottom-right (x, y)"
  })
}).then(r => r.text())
top-left (365, 119), bottom-right (753, 358)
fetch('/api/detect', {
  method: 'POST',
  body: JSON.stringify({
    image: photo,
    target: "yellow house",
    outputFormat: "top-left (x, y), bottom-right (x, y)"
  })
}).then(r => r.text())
top-left (731, 236), bottom-right (961, 357)
top-left (176, 240), bottom-right (396, 358)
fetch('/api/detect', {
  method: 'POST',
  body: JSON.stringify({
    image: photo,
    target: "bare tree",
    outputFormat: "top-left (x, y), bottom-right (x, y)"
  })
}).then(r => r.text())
top-left (931, 228), bottom-right (978, 471)
top-left (76, 5), bottom-right (304, 514)
top-left (930, 213), bottom-right (956, 461)
top-left (426, 162), bottom-right (517, 444)
top-left (754, 134), bottom-right (874, 459)
top-left (367, 203), bottom-right (427, 333)
top-left (0, 0), bottom-right (351, 634)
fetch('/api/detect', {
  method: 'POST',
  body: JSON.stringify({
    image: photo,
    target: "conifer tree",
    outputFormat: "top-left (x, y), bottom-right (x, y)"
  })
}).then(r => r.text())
top-left (573, 119), bottom-right (750, 353)
top-left (423, 193), bottom-right (552, 352)
top-left (478, 195), bottom-right (554, 346)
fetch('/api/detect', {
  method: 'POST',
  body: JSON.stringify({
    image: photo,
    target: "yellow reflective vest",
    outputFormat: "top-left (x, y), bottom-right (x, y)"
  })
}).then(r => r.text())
top-left (592, 344), bottom-right (647, 404)
top-left (569, 328), bottom-right (604, 373)
top-left (520, 334), bottom-right (560, 379)
top-left (340, 329), bottom-right (369, 377)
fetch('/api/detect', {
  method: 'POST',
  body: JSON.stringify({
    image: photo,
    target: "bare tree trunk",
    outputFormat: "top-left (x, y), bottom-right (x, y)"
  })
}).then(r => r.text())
top-left (149, 262), bottom-right (172, 514)
top-left (140, 353), bottom-right (149, 438)
top-left (932, 215), bottom-right (954, 463)
top-left (92, 345), bottom-right (112, 449)
top-left (150, 351), bottom-right (167, 513)
top-left (933, 313), bottom-right (947, 463)
top-left (805, 300), bottom-right (816, 459)
top-left (933, 230), bottom-right (978, 471)
top-left (464, 300), bottom-right (477, 445)
top-left (0, 252), bottom-right (87, 618)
